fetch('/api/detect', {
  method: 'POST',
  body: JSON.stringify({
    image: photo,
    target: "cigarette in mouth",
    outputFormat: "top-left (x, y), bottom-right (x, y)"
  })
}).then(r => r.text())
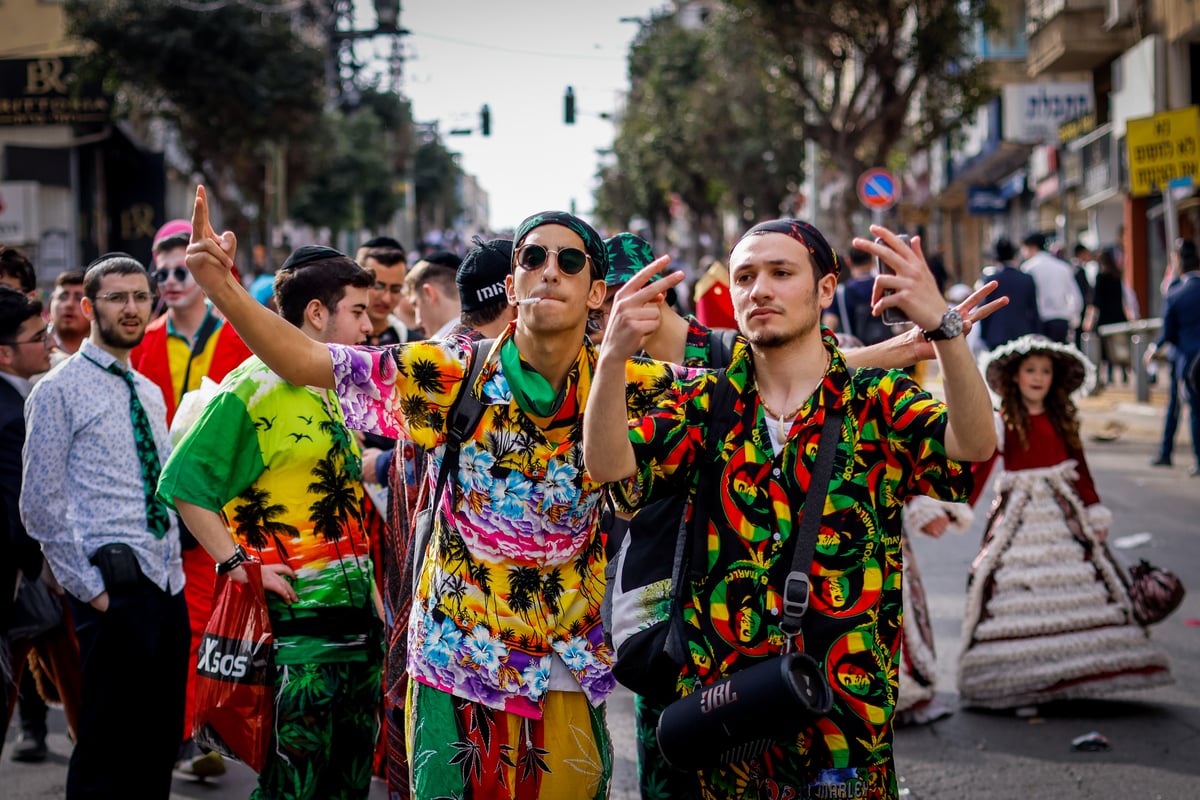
top-left (516, 297), bottom-right (542, 306)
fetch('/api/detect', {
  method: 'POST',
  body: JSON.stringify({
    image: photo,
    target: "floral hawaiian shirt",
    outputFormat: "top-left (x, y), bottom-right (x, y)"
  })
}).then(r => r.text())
top-left (617, 331), bottom-right (970, 799)
top-left (329, 325), bottom-right (619, 718)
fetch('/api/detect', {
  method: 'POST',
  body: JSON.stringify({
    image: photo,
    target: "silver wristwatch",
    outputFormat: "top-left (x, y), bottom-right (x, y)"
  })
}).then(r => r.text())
top-left (921, 308), bottom-right (964, 341)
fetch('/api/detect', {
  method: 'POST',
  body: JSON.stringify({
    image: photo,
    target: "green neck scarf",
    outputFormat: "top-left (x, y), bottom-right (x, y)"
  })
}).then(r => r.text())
top-left (500, 338), bottom-right (564, 418)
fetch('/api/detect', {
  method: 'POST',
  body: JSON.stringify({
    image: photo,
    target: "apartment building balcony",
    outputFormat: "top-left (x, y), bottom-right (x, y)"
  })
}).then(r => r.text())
top-left (1026, 0), bottom-right (1137, 76)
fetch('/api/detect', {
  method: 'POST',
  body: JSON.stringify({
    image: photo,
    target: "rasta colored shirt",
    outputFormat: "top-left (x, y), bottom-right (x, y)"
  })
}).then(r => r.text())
top-left (158, 356), bottom-right (375, 665)
top-left (681, 314), bottom-right (728, 367)
top-left (616, 331), bottom-right (970, 799)
top-left (328, 324), bottom-right (625, 719)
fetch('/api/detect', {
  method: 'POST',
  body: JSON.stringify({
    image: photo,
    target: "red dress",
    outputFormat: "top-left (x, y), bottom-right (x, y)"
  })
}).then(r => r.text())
top-left (957, 412), bottom-right (1171, 708)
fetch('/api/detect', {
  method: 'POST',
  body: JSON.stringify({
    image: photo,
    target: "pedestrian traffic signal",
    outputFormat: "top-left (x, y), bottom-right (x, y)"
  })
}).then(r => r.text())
top-left (564, 86), bottom-right (575, 125)
top-left (481, 104), bottom-right (491, 137)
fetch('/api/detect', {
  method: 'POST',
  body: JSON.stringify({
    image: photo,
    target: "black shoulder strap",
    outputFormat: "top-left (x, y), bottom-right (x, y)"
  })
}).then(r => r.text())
top-left (190, 310), bottom-right (222, 358)
top-left (708, 328), bottom-right (739, 370)
top-left (664, 367), bottom-right (738, 664)
top-left (427, 338), bottom-right (493, 514)
top-left (179, 310), bottom-right (223, 397)
top-left (780, 406), bottom-right (845, 637)
top-left (672, 369), bottom-right (738, 602)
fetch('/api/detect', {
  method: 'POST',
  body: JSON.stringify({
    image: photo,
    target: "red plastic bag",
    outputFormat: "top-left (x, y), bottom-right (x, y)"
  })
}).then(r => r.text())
top-left (192, 560), bottom-right (274, 773)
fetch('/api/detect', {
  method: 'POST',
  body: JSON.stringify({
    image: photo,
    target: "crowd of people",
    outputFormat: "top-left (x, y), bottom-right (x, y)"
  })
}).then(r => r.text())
top-left (0, 192), bottom-right (1185, 800)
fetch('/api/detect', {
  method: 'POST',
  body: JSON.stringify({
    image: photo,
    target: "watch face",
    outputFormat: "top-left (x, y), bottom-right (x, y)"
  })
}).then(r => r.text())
top-left (943, 310), bottom-right (964, 338)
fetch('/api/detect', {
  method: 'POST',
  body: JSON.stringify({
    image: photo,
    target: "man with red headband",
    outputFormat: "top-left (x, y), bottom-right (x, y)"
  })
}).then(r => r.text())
top-left (584, 219), bottom-right (996, 799)
top-left (129, 218), bottom-right (251, 779)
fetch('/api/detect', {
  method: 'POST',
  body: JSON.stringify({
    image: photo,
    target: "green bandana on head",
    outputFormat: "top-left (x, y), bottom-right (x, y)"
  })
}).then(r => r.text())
top-left (603, 232), bottom-right (677, 307)
top-left (603, 233), bottom-right (656, 288)
top-left (514, 211), bottom-right (609, 281)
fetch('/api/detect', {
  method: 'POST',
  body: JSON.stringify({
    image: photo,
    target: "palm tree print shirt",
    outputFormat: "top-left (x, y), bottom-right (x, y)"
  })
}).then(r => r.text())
top-left (159, 356), bottom-right (375, 665)
top-left (329, 326), bottom-right (639, 719)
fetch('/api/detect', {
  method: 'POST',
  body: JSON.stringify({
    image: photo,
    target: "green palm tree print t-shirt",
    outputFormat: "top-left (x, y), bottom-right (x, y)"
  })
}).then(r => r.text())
top-left (159, 356), bottom-right (376, 665)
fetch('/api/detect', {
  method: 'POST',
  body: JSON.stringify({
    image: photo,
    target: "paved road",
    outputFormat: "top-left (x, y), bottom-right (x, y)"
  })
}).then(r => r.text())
top-left (893, 406), bottom-right (1200, 800)
top-left (4, 391), bottom-right (1196, 798)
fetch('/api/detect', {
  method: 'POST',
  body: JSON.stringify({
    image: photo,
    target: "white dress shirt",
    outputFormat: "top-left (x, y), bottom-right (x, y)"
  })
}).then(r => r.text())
top-left (20, 340), bottom-right (183, 602)
top-left (1022, 250), bottom-right (1085, 325)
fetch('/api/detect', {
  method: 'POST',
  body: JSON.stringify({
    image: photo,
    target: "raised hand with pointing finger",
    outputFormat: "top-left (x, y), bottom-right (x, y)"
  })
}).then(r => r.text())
top-left (597, 254), bottom-right (686, 364)
top-left (185, 185), bottom-right (239, 294)
top-left (180, 184), bottom-right (335, 389)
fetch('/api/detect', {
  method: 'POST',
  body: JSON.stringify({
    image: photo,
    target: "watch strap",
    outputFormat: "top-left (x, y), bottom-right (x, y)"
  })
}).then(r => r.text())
top-left (922, 308), bottom-right (962, 341)
top-left (215, 544), bottom-right (251, 576)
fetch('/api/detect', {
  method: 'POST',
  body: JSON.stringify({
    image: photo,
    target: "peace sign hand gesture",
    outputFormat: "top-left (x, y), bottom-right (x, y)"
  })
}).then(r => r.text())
top-left (185, 185), bottom-right (238, 296)
top-left (599, 255), bottom-right (684, 364)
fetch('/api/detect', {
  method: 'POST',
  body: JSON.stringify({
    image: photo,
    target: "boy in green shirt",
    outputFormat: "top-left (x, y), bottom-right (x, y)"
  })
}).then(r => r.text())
top-left (159, 247), bottom-right (380, 799)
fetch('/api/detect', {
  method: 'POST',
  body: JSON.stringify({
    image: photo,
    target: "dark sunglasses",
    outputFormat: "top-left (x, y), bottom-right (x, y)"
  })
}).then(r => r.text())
top-left (153, 266), bottom-right (190, 284)
top-left (515, 244), bottom-right (591, 276)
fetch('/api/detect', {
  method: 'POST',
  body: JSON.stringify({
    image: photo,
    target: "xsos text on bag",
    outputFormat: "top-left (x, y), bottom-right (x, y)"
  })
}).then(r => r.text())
top-left (196, 633), bottom-right (271, 685)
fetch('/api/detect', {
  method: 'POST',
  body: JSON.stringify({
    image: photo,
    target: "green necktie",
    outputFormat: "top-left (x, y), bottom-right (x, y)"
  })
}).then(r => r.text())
top-left (103, 361), bottom-right (171, 538)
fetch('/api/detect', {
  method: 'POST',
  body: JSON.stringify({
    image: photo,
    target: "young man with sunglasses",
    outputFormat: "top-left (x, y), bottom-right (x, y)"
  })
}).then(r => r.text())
top-left (128, 219), bottom-right (252, 780)
top-left (22, 256), bottom-right (190, 798)
top-left (185, 186), bottom-right (623, 797)
top-left (367, 236), bottom-right (520, 798)
top-left (583, 221), bottom-right (996, 800)
top-left (131, 220), bottom-right (253, 424)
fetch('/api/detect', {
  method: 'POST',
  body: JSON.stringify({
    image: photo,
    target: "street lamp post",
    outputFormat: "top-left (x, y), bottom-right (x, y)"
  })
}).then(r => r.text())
top-left (321, 0), bottom-right (410, 247)
top-left (326, 0), bottom-right (409, 102)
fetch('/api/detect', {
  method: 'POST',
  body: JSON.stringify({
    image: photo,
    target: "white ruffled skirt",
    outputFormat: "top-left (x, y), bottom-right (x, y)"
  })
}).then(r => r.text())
top-left (957, 461), bottom-right (1172, 708)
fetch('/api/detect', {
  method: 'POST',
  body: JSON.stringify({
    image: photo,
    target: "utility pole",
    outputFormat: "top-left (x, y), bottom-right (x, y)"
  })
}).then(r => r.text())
top-left (325, 0), bottom-right (408, 104)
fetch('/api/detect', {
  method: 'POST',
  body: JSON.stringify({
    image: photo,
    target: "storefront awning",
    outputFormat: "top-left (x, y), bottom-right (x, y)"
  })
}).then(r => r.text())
top-left (935, 141), bottom-right (1035, 209)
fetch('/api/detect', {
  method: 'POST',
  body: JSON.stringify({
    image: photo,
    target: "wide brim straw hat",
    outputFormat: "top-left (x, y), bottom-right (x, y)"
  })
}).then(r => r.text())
top-left (982, 334), bottom-right (1097, 397)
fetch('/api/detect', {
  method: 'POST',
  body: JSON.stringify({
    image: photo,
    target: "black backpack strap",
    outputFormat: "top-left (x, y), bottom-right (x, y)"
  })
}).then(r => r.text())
top-left (178, 310), bottom-right (223, 399)
top-left (779, 406), bottom-right (845, 640)
top-left (427, 338), bottom-right (493, 514)
top-left (708, 328), bottom-right (739, 370)
top-left (684, 370), bottom-right (740, 574)
top-left (664, 369), bottom-right (738, 663)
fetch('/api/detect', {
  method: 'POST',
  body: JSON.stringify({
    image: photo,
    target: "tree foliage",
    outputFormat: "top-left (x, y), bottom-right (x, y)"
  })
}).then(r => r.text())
top-left (598, 6), bottom-right (807, 258)
top-left (66, 0), bottom-right (328, 245)
top-left (733, 0), bottom-right (997, 246)
top-left (598, 0), bottom-right (997, 251)
top-left (413, 137), bottom-right (463, 238)
top-left (291, 88), bottom-right (412, 236)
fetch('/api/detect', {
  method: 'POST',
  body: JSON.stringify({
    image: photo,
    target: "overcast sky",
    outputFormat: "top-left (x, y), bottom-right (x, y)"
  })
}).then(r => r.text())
top-left (378, 0), bottom-right (667, 230)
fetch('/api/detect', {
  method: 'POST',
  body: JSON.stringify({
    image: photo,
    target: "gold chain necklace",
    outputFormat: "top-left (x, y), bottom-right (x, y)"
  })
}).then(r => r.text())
top-left (757, 352), bottom-right (831, 440)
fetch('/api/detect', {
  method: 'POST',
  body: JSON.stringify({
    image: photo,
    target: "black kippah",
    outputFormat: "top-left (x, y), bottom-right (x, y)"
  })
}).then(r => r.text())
top-left (85, 252), bottom-right (141, 271)
top-left (281, 245), bottom-right (347, 272)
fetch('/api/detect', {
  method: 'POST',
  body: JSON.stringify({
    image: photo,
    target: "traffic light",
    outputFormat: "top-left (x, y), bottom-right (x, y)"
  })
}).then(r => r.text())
top-left (564, 86), bottom-right (575, 125)
top-left (480, 104), bottom-right (491, 136)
